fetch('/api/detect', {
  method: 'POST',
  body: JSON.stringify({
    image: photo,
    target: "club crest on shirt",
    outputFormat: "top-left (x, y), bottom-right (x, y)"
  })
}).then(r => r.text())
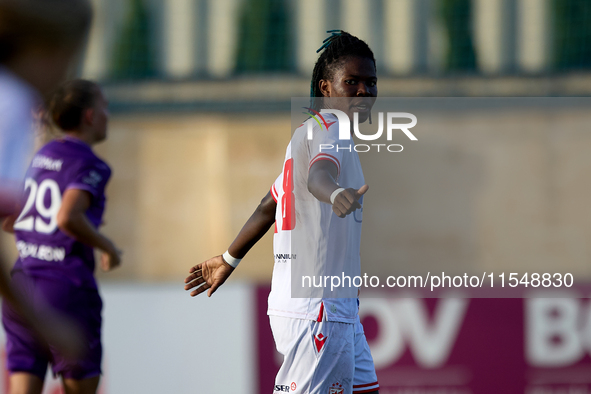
top-left (83, 170), bottom-right (102, 187)
top-left (314, 333), bottom-right (327, 352)
top-left (329, 382), bottom-right (343, 394)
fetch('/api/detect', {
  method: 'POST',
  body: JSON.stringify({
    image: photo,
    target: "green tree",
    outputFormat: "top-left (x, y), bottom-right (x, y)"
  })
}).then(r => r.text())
top-left (440, 0), bottom-right (477, 72)
top-left (235, 0), bottom-right (293, 73)
top-left (553, 0), bottom-right (591, 70)
top-left (111, 0), bottom-right (157, 80)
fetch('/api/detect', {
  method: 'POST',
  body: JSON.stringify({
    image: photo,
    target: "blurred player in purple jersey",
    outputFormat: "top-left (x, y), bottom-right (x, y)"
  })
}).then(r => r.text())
top-left (0, 0), bottom-right (94, 371)
top-left (2, 79), bottom-right (121, 394)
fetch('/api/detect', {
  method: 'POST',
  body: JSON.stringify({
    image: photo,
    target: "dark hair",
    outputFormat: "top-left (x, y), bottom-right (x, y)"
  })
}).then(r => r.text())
top-left (0, 0), bottom-right (92, 63)
top-left (48, 79), bottom-right (100, 131)
top-left (310, 30), bottom-right (376, 110)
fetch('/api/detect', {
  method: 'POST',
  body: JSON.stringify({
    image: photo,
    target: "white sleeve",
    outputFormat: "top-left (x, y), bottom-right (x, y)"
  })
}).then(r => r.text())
top-left (270, 173), bottom-right (282, 203)
top-left (307, 118), bottom-right (345, 178)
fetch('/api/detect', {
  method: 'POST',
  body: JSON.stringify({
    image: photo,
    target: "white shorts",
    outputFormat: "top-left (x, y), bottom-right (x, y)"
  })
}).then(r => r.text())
top-left (269, 314), bottom-right (379, 394)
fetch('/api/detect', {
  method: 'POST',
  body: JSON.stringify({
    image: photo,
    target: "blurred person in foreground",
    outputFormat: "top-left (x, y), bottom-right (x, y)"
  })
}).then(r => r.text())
top-left (2, 79), bottom-right (120, 394)
top-left (186, 31), bottom-right (380, 393)
top-left (0, 0), bottom-right (97, 392)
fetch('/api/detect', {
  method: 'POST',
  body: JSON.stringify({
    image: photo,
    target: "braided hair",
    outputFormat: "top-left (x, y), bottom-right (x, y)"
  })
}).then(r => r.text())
top-left (310, 30), bottom-right (376, 110)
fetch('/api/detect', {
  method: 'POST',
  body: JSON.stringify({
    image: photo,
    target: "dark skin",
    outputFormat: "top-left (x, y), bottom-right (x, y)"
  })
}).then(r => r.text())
top-left (184, 56), bottom-right (378, 393)
top-left (320, 55), bottom-right (378, 122)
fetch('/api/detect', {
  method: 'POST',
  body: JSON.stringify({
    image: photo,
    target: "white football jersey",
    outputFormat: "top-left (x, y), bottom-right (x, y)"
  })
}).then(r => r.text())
top-left (268, 113), bottom-right (365, 324)
top-left (0, 67), bottom-right (36, 197)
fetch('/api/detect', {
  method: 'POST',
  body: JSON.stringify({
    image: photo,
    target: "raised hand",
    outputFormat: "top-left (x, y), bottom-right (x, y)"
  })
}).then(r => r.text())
top-left (184, 255), bottom-right (235, 297)
top-left (332, 184), bottom-right (368, 218)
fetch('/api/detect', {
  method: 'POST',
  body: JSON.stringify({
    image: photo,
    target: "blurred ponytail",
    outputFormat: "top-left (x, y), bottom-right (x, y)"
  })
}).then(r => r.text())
top-left (47, 79), bottom-right (100, 132)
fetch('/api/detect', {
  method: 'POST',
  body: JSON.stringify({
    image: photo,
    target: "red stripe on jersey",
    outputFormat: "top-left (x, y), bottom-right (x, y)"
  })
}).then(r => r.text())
top-left (281, 159), bottom-right (296, 231)
top-left (271, 184), bottom-right (278, 202)
top-left (309, 154), bottom-right (340, 177)
top-left (317, 302), bottom-right (324, 322)
top-left (353, 381), bottom-right (379, 389)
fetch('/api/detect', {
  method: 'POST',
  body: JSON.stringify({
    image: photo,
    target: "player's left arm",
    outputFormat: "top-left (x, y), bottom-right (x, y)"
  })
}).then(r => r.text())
top-left (308, 160), bottom-right (368, 218)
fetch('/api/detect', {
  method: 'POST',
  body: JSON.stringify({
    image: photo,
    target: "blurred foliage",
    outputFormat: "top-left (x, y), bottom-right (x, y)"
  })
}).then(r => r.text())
top-left (103, 0), bottom-right (591, 80)
top-left (553, 0), bottom-right (591, 70)
top-left (440, 0), bottom-right (477, 72)
top-left (111, 0), bottom-right (157, 80)
top-left (235, 0), bottom-right (294, 73)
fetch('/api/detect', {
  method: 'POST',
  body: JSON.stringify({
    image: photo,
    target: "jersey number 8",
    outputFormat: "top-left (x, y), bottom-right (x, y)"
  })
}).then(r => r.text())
top-left (13, 178), bottom-right (62, 234)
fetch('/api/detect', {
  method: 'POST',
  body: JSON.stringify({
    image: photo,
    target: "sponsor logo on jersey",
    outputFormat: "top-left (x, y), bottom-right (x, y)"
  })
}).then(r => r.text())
top-left (32, 155), bottom-right (63, 172)
top-left (329, 382), bottom-right (343, 394)
top-left (291, 382), bottom-right (297, 391)
top-left (83, 170), bottom-right (102, 187)
top-left (274, 384), bottom-right (290, 392)
top-left (274, 253), bottom-right (296, 263)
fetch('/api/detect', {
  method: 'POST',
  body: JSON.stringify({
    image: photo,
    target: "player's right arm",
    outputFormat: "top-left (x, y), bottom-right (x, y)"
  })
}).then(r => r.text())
top-left (184, 191), bottom-right (276, 297)
top-left (307, 118), bottom-right (368, 217)
top-left (308, 160), bottom-right (368, 218)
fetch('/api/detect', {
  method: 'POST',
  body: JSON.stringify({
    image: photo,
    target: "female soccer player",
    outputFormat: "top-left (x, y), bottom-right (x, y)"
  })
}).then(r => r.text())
top-left (185, 31), bottom-right (380, 394)
top-left (0, 0), bottom-right (94, 366)
top-left (2, 79), bottom-right (121, 394)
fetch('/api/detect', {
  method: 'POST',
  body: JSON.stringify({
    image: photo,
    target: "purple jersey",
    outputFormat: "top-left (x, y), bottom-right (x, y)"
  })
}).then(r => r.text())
top-left (12, 136), bottom-right (111, 288)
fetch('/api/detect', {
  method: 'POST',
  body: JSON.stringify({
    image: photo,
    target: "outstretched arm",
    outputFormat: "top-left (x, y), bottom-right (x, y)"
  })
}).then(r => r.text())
top-left (308, 160), bottom-right (368, 218)
top-left (184, 191), bottom-right (277, 297)
top-left (57, 188), bottom-right (121, 271)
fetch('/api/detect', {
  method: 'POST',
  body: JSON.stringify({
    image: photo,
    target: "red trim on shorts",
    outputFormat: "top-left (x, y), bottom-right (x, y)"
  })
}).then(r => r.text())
top-left (353, 388), bottom-right (380, 393)
top-left (353, 382), bottom-right (380, 393)
top-left (353, 381), bottom-right (379, 388)
top-left (317, 302), bottom-right (324, 322)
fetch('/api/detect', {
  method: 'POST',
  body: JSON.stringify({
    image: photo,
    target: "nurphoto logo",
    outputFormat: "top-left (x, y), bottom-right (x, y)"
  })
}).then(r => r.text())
top-left (304, 107), bottom-right (418, 153)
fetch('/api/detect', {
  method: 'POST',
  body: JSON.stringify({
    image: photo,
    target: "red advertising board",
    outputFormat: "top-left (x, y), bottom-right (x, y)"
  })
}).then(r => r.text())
top-left (256, 286), bottom-right (591, 394)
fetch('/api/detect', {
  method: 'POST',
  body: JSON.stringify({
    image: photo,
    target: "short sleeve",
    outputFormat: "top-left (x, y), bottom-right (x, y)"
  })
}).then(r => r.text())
top-left (307, 117), bottom-right (345, 178)
top-left (66, 161), bottom-right (111, 199)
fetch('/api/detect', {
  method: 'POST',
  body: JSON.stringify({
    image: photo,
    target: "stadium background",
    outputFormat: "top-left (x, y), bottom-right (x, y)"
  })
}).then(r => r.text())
top-left (1, 0), bottom-right (591, 393)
